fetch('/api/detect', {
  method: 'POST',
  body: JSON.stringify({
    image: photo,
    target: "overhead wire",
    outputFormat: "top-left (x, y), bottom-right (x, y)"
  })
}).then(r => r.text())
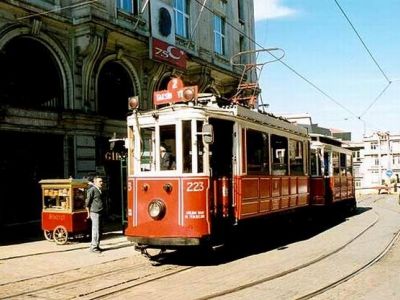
top-left (333, 0), bottom-right (394, 130)
top-left (333, 0), bottom-right (391, 84)
top-left (192, 0), bottom-right (358, 118)
top-left (359, 81), bottom-right (392, 117)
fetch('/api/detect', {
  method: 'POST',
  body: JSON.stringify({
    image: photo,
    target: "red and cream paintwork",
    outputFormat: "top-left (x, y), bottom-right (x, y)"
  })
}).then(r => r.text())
top-left (125, 92), bottom-right (312, 247)
top-left (236, 175), bottom-right (309, 218)
top-left (125, 105), bottom-right (213, 246)
top-left (310, 135), bottom-right (355, 206)
top-left (125, 176), bottom-right (210, 246)
top-left (124, 79), bottom-right (355, 249)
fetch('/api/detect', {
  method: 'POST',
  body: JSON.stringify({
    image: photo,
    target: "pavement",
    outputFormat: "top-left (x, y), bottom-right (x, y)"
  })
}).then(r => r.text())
top-left (0, 220), bottom-right (134, 261)
top-left (0, 220), bottom-right (141, 290)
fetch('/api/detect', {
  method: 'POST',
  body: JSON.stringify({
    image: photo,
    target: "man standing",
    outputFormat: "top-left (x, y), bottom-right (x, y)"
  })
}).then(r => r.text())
top-left (85, 176), bottom-right (105, 253)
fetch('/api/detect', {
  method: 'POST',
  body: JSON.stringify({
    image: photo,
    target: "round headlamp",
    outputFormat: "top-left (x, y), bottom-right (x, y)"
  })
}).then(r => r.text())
top-left (148, 199), bottom-right (166, 220)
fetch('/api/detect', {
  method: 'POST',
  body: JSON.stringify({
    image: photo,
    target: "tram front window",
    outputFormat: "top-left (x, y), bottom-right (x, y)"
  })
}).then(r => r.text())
top-left (140, 127), bottom-right (155, 172)
top-left (159, 125), bottom-right (176, 171)
top-left (183, 121), bottom-right (192, 173)
top-left (138, 121), bottom-right (205, 174)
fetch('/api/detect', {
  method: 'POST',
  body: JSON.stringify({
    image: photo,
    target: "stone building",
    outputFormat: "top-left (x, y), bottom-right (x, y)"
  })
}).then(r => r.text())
top-left (357, 132), bottom-right (400, 194)
top-left (0, 0), bottom-right (256, 228)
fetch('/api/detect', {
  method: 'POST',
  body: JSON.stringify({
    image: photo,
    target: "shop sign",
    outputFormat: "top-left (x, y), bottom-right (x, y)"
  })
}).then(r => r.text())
top-left (151, 38), bottom-right (187, 69)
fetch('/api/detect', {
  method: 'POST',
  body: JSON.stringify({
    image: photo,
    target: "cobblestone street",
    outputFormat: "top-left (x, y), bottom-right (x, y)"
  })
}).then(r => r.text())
top-left (1, 194), bottom-right (400, 299)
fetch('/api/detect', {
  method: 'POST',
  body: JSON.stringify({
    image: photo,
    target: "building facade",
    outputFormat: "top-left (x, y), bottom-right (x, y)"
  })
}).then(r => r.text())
top-left (357, 132), bottom-right (400, 193)
top-left (0, 0), bottom-right (256, 228)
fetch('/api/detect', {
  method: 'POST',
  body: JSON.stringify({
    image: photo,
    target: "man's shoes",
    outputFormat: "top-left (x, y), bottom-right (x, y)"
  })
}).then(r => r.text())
top-left (90, 247), bottom-right (101, 253)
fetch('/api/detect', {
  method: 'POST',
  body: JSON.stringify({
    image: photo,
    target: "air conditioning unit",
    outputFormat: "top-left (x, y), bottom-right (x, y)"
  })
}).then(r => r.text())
top-left (150, 0), bottom-right (175, 45)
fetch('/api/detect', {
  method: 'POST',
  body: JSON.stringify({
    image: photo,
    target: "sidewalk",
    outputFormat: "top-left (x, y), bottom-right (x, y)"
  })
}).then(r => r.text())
top-left (0, 220), bottom-right (132, 260)
top-left (0, 227), bottom-right (139, 287)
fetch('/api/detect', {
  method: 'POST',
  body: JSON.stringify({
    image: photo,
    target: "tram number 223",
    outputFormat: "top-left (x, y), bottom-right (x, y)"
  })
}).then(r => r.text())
top-left (186, 182), bottom-right (205, 192)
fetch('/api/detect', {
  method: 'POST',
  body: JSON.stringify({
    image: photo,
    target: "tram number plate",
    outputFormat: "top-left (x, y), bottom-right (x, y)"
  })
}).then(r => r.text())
top-left (186, 181), bottom-right (205, 192)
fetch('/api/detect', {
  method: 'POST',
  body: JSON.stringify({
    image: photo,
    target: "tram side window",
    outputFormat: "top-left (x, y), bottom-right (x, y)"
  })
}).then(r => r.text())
top-left (160, 125), bottom-right (176, 170)
top-left (246, 129), bottom-right (268, 174)
top-left (140, 127), bottom-right (155, 172)
top-left (183, 121), bottom-right (192, 173)
top-left (340, 153), bottom-right (347, 175)
top-left (332, 152), bottom-right (340, 176)
top-left (271, 134), bottom-right (288, 175)
top-left (289, 140), bottom-right (304, 175)
top-left (311, 149), bottom-right (318, 176)
top-left (311, 148), bottom-right (323, 176)
top-left (346, 154), bottom-right (353, 176)
top-left (324, 152), bottom-right (330, 176)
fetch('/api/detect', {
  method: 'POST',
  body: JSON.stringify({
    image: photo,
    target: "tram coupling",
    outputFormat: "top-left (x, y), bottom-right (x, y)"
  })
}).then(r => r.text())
top-left (135, 244), bottom-right (166, 260)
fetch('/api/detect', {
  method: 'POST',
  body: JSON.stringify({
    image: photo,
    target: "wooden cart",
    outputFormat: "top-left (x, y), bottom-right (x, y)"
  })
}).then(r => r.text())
top-left (40, 178), bottom-right (89, 245)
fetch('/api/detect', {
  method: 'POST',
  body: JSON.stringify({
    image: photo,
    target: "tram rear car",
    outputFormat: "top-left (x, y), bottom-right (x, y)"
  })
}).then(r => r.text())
top-left (309, 134), bottom-right (356, 211)
top-left (124, 79), bottom-right (317, 249)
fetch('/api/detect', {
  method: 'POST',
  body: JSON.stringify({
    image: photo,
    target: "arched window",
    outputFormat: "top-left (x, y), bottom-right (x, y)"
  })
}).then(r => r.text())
top-left (0, 37), bottom-right (63, 110)
top-left (98, 62), bottom-right (134, 120)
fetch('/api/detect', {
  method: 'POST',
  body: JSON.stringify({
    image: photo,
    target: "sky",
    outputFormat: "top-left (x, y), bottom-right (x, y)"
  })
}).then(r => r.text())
top-left (253, 0), bottom-right (400, 141)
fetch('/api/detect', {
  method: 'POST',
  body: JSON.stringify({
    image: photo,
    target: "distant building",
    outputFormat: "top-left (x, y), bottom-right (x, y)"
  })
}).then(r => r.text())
top-left (356, 132), bottom-right (400, 194)
top-left (345, 141), bottom-right (364, 191)
top-left (282, 113), bottom-right (352, 140)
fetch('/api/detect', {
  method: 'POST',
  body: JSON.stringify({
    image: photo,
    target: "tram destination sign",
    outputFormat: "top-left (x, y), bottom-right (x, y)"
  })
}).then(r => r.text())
top-left (153, 78), bottom-right (198, 106)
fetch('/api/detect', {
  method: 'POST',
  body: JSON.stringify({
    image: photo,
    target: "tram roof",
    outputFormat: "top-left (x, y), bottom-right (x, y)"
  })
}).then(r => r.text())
top-left (129, 101), bottom-right (308, 137)
top-left (207, 105), bottom-right (308, 136)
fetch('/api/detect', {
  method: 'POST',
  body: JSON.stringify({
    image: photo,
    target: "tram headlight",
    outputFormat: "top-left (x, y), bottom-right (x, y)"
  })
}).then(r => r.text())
top-left (128, 96), bottom-right (139, 110)
top-left (148, 199), bottom-right (166, 220)
top-left (183, 87), bottom-right (195, 101)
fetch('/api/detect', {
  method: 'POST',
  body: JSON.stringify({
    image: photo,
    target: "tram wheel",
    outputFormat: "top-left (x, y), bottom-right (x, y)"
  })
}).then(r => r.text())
top-left (43, 230), bottom-right (53, 242)
top-left (53, 226), bottom-right (68, 245)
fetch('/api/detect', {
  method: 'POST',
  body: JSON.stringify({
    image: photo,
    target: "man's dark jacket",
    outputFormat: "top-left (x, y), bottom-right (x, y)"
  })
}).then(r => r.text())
top-left (85, 186), bottom-right (104, 213)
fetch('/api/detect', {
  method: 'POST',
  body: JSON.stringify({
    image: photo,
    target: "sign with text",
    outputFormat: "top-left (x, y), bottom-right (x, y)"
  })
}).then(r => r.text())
top-left (151, 38), bottom-right (187, 70)
top-left (153, 78), bottom-right (198, 106)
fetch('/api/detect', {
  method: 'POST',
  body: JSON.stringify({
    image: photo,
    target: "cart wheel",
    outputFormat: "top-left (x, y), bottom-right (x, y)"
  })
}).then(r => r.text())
top-left (43, 230), bottom-right (53, 241)
top-left (53, 226), bottom-right (68, 245)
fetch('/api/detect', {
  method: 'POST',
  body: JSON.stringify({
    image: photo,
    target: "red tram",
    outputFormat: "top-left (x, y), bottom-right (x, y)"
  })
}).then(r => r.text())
top-left (124, 78), bottom-right (356, 249)
top-left (310, 134), bottom-right (356, 209)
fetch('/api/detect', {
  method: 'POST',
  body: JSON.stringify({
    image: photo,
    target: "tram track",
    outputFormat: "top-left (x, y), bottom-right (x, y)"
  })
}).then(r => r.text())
top-left (1, 255), bottom-right (194, 299)
top-left (196, 196), bottom-right (400, 300)
top-left (0, 257), bottom-right (142, 298)
top-left (193, 208), bottom-right (380, 300)
top-left (296, 228), bottom-right (400, 299)
top-left (79, 265), bottom-right (195, 300)
top-left (0, 239), bottom-right (130, 261)
top-left (0, 255), bottom-right (130, 288)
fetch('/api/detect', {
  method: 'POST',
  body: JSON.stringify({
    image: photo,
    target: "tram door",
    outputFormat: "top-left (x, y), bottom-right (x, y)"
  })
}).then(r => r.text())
top-left (209, 119), bottom-right (234, 225)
